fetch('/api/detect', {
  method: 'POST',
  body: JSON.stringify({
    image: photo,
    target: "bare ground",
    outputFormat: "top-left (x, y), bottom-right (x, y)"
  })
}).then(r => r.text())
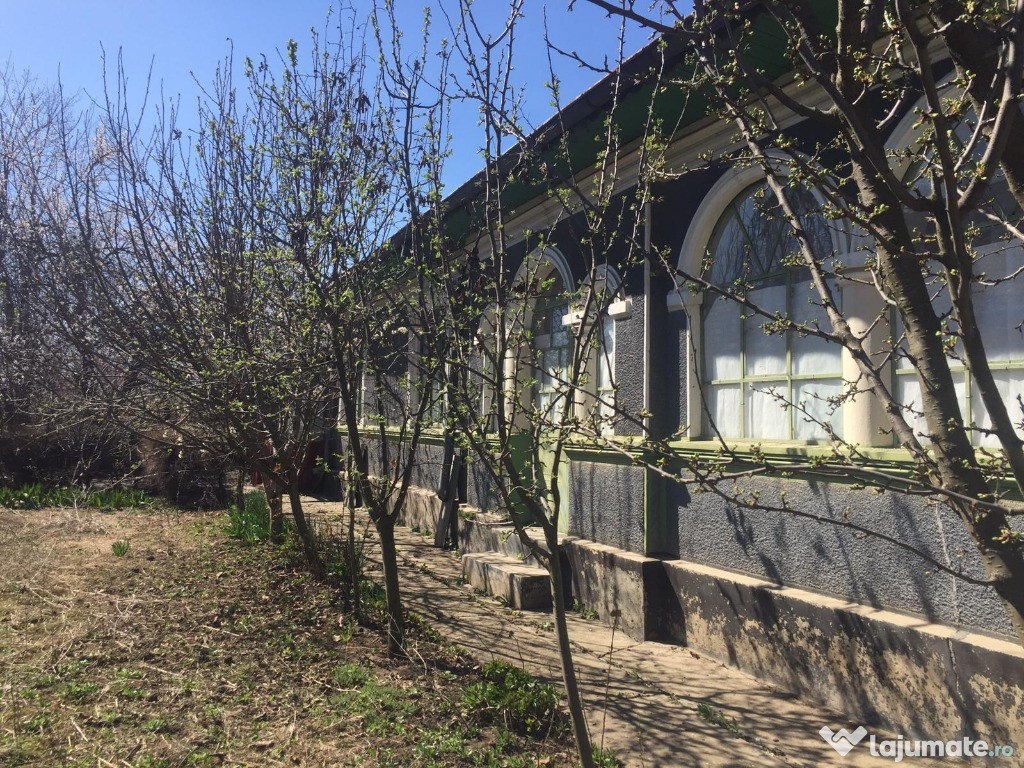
top-left (0, 507), bottom-right (579, 767)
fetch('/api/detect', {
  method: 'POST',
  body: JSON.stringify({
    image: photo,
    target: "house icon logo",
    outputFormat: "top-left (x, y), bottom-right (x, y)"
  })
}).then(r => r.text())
top-left (819, 725), bottom-right (868, 756)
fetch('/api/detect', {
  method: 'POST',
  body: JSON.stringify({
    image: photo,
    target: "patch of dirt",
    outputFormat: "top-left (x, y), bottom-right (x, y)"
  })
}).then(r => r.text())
top-left (0, 507), bottom-right (578, 767)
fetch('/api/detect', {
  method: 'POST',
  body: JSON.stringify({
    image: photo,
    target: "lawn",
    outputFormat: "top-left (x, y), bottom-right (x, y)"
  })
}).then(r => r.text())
top-left (0, 504), bottom-right (579, 767)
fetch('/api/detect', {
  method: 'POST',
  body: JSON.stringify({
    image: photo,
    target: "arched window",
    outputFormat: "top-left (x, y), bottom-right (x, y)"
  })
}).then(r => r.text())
top-left (577, 266), bottom-right (625, 435)
top-left (701, 181), bottom-right (843, 441)
top-left (531, 266), bottom-right (571, 418)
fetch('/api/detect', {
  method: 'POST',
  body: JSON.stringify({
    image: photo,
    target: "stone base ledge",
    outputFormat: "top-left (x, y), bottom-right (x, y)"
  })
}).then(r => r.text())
top-left (395, 486), bottom-right (443, 533)
top-left (391, 483), bottom-right (1023, 745)
top-left (659, 557), bottom-right (1024, 747)
top-left (562, 536), bottom-right (669, 642)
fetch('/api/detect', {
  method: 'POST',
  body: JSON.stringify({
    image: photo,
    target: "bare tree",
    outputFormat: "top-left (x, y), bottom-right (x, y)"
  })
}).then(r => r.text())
top-left (391, 3), bottom-right (668, 763)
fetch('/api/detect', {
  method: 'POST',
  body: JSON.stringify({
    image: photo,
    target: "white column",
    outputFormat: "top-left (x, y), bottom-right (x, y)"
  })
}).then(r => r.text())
top-left (841, 279), bottom-right (891, 446)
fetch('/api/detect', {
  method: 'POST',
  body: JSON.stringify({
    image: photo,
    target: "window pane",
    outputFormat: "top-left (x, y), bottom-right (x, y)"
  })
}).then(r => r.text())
top-left (895, 371), bottom-right (967, 441)
top-left (793, 378), bottom-right (843, 441)
top-left (705, 295), bottom-right (741, 380)
top-left (709, 212), bottom-right (750, 286)
top-left (708, 384), bottom-right (741, 438)
top-left (791, 278), bottom-right (841, 376)
top-left (972, 371), bottom-right (1024, 448)
top-left (973, 250), bottom-right (1024, 364)
top-left (745, 382), bottom-right (789, 439)
top-left (744, 281), bottom-right (787, 377)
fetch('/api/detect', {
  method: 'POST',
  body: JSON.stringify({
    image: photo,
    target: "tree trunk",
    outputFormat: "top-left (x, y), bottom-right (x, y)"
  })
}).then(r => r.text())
top-left (958, 500), bottom-right (1024, 647)
top-left (545, 531), bottom-right (595, 768)
top-left (235, 468), bottom-right (245, 512)
top-left (267, 484), bottom-right (285, 545)
top-left (345, 497), bottom-right (362, 620)
top-left (375, 516), bottom-right (405, 656)
top-left (286, 482), bottom-right (326, 579)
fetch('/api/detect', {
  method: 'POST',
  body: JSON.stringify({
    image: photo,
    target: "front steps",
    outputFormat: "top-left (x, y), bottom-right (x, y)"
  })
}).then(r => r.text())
top-left (459, 514), bottom-right (557, 611)
top-left (462, 552), bottom-right (551, 610)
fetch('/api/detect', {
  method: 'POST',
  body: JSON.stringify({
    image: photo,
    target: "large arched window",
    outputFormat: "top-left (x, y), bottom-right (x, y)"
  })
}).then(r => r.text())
top-left (701, 181), bottom-right (843, 441)
top-left (576, 266), bottom-right (626, 435)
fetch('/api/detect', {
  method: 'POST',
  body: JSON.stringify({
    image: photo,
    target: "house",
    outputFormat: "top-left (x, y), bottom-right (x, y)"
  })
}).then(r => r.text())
top-left (356, 4), bottom-right (1024, 747)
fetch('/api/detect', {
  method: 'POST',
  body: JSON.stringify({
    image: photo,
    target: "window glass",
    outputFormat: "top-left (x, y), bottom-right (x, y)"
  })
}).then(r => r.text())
top-left (894, 112), bottom-right (1024, 448)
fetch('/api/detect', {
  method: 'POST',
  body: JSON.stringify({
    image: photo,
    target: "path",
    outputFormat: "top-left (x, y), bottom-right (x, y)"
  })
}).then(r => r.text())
top-left (303, 498), bottom-right (941, 768)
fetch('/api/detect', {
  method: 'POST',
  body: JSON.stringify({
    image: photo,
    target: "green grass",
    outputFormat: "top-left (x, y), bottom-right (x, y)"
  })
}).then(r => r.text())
top-left (225, 490), bottom-right (270, 543)
top-left (111, 539), bottom-right (131, 557)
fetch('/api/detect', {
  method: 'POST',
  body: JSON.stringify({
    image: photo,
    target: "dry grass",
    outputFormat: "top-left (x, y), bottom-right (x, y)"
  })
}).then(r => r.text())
top-left (0, 506), bottom-right (577, 767)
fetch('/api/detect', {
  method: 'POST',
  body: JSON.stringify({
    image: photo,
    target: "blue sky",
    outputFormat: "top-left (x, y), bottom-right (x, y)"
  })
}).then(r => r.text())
top-left (2, 1), bottom-right (654, 188)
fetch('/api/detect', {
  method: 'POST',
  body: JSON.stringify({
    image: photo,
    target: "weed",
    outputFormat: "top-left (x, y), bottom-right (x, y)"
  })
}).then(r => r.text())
top-left (23, 713), bottom-right (50, 733)
top-left (413, 724), bottom-right (473, 763)
top-left (96, 711), bottom-right (133, 726)
top-left (225, 490), bottom-right (270, 543)
top-left (134, 757), bottom-right (170, 768)
top-left (142, 717), bottom-right (169, 733)
top-left (330, 679), bottom-right (419, 736)
top-left (332, 663), bottom-right (369, 689)
top-left (696, 702), bottom-right (741, 737)
top-left (112, 538), bottom-right (131, 557)
top-left (463, 661), bottom-right (566, 737)
top-left (0, 483), bottom-right (150, 510)
top-left (572, 600), bottom-right (599, 620)
top-left (335, 617), bottom-right (356, 644)
top-left (593, 746), bottom-right (623, 767)
top-left (62, 681), bottom-right (99, 701)
top-left (117, 686), bottom-right (148, 701)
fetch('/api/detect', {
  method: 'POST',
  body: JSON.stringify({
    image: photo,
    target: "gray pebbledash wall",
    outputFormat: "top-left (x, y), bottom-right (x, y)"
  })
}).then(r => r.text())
top-left (568, 460), bottom-right (645, 553)
top-left (659, 476), bottom-right (1016, 636)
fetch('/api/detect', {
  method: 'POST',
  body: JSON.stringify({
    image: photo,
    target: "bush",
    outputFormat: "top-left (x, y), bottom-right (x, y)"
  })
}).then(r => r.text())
top-left (0, 411), bottom-right (135, 488)
top-left (463, 661), bottom-right (566, 737)
top-left (226, 490), bottom-right (270, 543)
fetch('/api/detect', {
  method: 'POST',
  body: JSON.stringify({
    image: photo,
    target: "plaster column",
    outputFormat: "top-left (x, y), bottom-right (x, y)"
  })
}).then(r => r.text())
top-left (840, 278), bottom-right (891, 446)
top-left (667, 291), bottom-right (705, 439)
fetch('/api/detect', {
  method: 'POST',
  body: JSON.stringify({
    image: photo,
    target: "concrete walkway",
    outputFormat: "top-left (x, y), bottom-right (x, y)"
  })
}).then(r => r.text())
top-left (303, 499), bottom-right (941, 767)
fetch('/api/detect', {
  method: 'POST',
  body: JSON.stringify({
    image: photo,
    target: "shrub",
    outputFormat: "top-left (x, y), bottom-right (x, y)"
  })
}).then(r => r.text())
top-left (226, 490), bottom-right (270, 543)
top-left (137, 437), bottom-right (227, 510)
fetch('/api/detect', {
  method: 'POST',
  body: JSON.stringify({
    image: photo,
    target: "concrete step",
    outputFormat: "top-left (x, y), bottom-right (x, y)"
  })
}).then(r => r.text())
top-left (459, 513), bottom-right (553, 565)
top-left (461, 551), bottom-right (552, 611)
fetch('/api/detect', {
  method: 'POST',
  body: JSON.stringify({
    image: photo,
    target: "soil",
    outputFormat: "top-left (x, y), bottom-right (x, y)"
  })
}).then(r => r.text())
top-left (0, 507), bottom-right (579, 767)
